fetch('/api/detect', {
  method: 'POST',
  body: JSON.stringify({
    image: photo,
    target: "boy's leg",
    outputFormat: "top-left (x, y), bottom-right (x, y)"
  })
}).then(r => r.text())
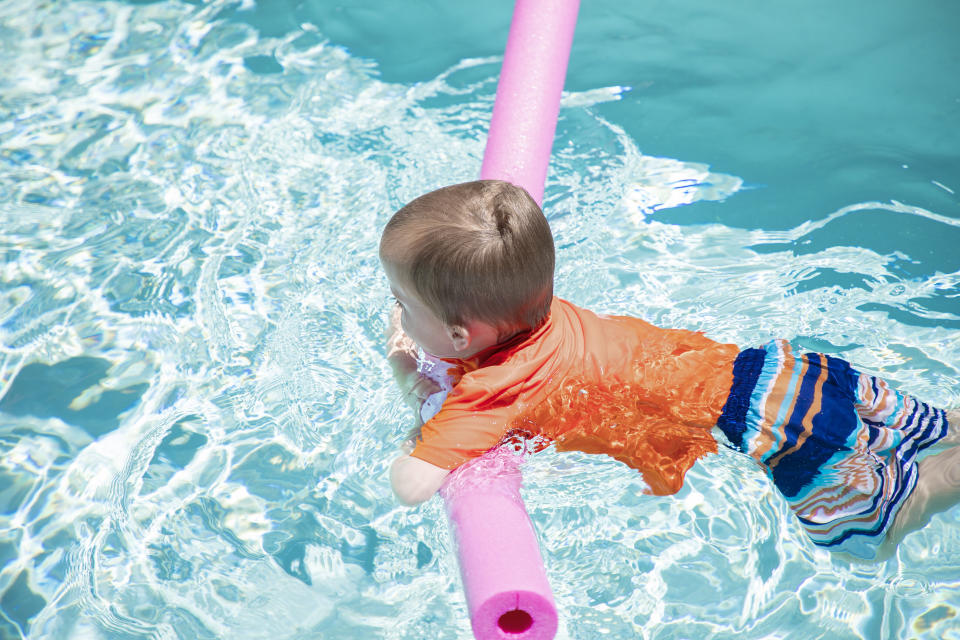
top-left (880, 408), bottom-right (960, 557)
top-left (940, 408), bottom-right (960, 446)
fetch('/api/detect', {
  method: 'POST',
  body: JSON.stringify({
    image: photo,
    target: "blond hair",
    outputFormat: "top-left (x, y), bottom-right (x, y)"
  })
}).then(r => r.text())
top-left (380, 180), bottom-right (555, 332)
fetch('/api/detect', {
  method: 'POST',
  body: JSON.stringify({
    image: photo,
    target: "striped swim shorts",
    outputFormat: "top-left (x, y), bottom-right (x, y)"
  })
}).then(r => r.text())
top-left (716, 339), bottom-right (950, 559)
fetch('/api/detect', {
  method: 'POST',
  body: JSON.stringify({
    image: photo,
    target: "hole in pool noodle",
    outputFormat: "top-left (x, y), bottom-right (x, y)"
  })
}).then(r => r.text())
top-left (498, 609), bottom-right (533, 634)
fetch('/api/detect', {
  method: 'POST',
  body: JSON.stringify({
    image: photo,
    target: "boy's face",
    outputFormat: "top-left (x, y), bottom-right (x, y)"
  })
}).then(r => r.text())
top-left (382, 260), bottom-right (460, 358)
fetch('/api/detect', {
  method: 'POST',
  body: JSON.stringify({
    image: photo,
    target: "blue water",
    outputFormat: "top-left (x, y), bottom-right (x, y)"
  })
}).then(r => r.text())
top-left (1, 0), bottom-right (959, 638)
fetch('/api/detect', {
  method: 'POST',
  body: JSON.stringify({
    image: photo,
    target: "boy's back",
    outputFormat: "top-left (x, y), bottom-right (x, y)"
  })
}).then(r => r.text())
top-left (411, 297), bottom-right (739, 495)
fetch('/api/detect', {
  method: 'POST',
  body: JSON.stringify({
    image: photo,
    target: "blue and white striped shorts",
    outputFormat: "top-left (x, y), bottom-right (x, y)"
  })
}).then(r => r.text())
top-left (717, 340), bottom-right (950, 559)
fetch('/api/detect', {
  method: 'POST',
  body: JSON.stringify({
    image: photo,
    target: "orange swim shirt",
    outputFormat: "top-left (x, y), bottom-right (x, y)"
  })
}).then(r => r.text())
top-left (411, 297), bottom-right (740, 495)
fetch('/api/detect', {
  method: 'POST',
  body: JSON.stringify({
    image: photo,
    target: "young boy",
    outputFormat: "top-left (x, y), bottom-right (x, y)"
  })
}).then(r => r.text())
top-left (380, 179), bottom-right (960, 561)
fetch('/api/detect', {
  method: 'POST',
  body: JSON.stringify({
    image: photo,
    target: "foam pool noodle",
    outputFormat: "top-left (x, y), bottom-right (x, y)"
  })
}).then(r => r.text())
top-left (480, 0), bottom-right (580, 208)
top-left (420, 2), bottom-right (579, 637)
top-left (420, 356), bottom-right (559, 640)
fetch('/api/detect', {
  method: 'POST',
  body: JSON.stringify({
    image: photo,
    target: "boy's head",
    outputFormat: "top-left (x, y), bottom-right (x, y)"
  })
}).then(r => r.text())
top-left (379, 180), bottom-right (555, 356)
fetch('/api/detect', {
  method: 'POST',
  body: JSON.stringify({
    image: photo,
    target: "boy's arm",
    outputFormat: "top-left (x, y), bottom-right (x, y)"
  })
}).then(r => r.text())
top-left (390, 452), bottom-right (450, 506)
top-left (385, 305), bottom-right (448, 504)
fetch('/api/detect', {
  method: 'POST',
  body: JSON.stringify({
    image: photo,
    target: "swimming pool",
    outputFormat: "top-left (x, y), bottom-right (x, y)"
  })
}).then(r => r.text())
top-left (1, 0), bottom-right (958, 637)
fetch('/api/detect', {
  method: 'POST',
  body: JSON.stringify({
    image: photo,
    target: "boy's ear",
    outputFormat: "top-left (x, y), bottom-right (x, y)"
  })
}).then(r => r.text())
top-left (444, 324), bottom-right (471, 352)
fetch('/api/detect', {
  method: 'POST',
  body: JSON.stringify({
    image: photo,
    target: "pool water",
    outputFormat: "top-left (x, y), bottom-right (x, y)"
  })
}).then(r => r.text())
top-left (1, 0), bottom-right (959, 638)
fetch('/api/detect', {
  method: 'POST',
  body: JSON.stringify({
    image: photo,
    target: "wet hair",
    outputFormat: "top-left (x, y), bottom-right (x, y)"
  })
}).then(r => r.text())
top-left (379, 180), bottom-right (555, 333)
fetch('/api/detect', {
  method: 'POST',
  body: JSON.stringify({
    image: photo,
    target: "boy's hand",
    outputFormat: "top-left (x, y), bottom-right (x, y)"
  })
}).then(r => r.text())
top-left (400, 425), bottom-right (421, 455)
top-left (385, 304), bottom-right (441, 417)
top-left (403, 375), bottom-right (442, 420)
top-left (388, 349), bottom-right (442, 419)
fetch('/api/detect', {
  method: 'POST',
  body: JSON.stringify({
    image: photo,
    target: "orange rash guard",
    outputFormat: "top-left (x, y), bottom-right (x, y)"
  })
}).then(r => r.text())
top-left (411, 297), bottom-right (740, 495)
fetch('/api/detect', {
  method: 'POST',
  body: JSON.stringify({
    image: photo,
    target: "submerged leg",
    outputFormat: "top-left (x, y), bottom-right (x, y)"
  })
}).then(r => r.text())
top-left (939, 408), bottom-right (960, 446)
top-left (879, 409), bottom-right (960, 558)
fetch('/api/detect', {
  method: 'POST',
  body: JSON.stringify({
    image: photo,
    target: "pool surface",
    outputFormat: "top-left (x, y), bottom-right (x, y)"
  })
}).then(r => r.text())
top-left (1, 0), bottom-right (959, 638)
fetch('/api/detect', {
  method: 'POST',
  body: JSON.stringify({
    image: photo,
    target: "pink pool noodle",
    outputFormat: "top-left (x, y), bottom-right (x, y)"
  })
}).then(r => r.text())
top-left (428, 1), bottom-right (579, 638)
top-left (480, 0), bottom-right (580, 206)
top-left (421, 356), bottom-right (559, 639)
top-left (441, 451), bottom-right (556, 640)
